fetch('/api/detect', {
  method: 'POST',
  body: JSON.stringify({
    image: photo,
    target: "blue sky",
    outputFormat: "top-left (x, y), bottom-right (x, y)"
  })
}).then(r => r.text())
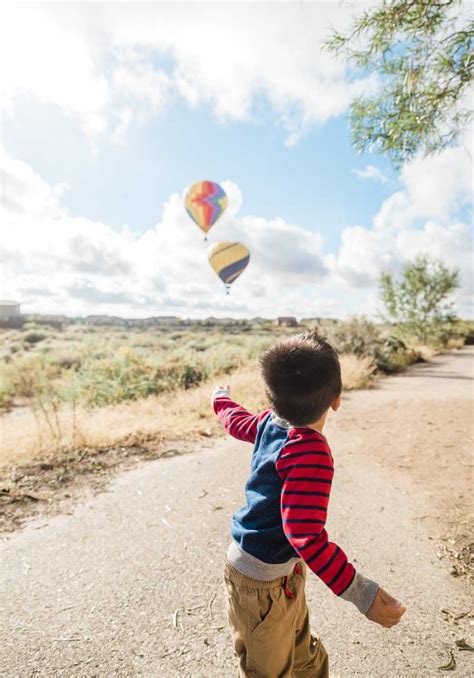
top-left (1, 2), bottom-right (472, 319)
top-left (3, 94), bottom-right (396, 250)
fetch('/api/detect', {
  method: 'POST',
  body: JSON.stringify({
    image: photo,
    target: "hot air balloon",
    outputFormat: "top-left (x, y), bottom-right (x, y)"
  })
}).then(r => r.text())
top-left (185, 180), bottom-right (228, 239)
top-left (208, 241), bottom-right (250, 294)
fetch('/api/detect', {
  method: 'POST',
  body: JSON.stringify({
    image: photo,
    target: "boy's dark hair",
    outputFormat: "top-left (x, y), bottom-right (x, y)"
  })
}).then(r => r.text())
top-left (260, 332), bottom-right (342, 426)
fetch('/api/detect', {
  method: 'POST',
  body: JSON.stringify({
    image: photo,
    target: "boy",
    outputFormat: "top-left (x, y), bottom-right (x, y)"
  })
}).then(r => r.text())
top-left (212, 332), bottom-right (405, 677)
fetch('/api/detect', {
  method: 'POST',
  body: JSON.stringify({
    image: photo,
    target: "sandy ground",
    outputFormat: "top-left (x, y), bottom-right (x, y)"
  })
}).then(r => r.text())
top-left (1, 349), bottom-right (473, 677)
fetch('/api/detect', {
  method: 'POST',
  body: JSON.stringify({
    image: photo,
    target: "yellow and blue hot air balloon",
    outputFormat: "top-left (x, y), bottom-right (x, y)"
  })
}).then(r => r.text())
top-left (185, 180), bottom-right (228, 240)
top-left (208, 241), bottom-right (250, 294)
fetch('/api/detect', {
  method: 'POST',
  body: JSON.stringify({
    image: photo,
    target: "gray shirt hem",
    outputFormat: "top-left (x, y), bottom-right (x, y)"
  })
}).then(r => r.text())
top-left (226, 541), bottom-right (300, 580)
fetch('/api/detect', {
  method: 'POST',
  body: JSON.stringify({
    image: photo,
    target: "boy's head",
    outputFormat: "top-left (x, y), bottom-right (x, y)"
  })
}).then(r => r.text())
top-left (260, 332), bottom-right (341, 426)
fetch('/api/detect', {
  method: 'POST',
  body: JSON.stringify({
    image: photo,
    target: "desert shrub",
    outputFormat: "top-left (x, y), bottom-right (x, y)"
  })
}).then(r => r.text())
top-left (394, 317), bottom-right (471, 352)
top-left (172, 362), bottom-right (209, 389)
top-left (326, 317), bottom-right (382, 357)
top-left (9, 355), bottom-right (60, 399)
top-left (54, 352), bottom-right (83, 370)
top-left (23, 331), bottom-right (49, 344)
top-left (74, 349), bottom-right (169, 407)
top-left (321, 316), bottom-right (411, 373)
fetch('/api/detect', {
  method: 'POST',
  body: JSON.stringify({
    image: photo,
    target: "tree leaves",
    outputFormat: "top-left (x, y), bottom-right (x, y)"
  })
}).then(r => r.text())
top-left (325, 0), bottom-right (474, 165)
top-left (378, 255), bottom-right (459, 341)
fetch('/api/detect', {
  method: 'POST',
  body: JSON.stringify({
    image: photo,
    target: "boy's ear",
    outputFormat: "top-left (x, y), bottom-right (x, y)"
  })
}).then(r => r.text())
top-left (331, 393), bottom-right (342, 411)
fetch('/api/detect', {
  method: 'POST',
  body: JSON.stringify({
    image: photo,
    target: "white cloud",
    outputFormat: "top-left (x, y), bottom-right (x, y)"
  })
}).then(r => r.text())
top-left (399, 143), bottom-right (473, 222)
top-left (1, 145), bottom-right (471, 319)
top-left (0, 2), bottom-right (377, 143)
top-left (0, 150), bottom-right (327, 318)
top-left (0, 5), bottom-right (109, 136)
top-left (352, 165), bottom-right (388, 184)
top-left (327, 144), bottom-right (473, 314)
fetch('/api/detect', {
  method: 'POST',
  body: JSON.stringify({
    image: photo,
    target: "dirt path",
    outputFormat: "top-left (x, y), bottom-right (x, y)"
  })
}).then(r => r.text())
top-left (1, 350), bottom-right (473, 677)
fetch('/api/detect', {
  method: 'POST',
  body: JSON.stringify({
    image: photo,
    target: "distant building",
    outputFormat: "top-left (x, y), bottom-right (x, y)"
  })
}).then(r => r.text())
top-left (0, 301), bottom-right (21, 319)
top-left (0, 301), bottom-right (25, 328)
top-left (275, 317), bottom-right (298, 328)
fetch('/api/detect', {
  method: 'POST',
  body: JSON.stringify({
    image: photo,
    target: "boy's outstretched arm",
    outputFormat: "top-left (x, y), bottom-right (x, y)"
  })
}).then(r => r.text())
top-left (212, 386), bottom-right (270, 444)
top-left (277, 430), bottom-right (406, 627)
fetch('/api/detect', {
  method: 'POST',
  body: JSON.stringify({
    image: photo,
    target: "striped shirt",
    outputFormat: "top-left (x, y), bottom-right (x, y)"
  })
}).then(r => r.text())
top-left (213, 391), bottom-right (378, 613)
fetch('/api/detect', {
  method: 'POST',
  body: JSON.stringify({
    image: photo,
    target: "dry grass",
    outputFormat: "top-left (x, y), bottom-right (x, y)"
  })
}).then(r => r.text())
top-left (340, 354), bottom-right (377, 391)
top-left (1, 354), bottom-right (382, 467)
top-left (446, 337), bottom-right (466, 350)
top-left (411, 344), bottom-right (441, 361)
top-left (0, 369), bottom-right (268, 466)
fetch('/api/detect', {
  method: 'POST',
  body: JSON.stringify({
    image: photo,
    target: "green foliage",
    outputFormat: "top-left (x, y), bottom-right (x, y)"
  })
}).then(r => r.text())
top-left (326, 0), bottom-right (473, 164)
top-left (0, 315), bottom-right (467, 412)
top-left (73, 349), bottom-right (165, 407)
top-left (379, 255), bottom-right (459, 341)
top-left (324, 316), bottom-right (383, 357)
top-left (320, 316), bottom-right (413, 373)
top-left (4, 356), bottom-right (56, 398)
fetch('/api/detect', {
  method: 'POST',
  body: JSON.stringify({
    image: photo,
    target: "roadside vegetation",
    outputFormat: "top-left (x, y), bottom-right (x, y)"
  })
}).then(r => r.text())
top-left (0, 316), bottom-right (470, 462)
top-left (0, 256), bottom-right (470, 529)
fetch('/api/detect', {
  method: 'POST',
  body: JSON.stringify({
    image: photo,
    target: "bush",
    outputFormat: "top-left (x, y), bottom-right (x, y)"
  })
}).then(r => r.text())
top-left (325, 317), bottom-right (382, 357)
top-left (320, 316), bottom-right (411, 373)
top-left (75, 349), bottom-right (169, 407)
top-left (54, 353), bottom-right (83, 370)
top-left (23, 331), bottom-right (49, 344)
top-left (11, 356), bottom-right (59, 398)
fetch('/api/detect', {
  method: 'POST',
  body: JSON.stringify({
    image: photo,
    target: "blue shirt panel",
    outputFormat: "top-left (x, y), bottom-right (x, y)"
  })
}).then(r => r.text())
top-left (230, 413), bottom-right (299, 564)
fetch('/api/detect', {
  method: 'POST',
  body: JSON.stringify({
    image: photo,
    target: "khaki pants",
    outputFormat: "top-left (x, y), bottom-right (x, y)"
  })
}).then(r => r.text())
top-left (224, 560), bottom-right (329, 678)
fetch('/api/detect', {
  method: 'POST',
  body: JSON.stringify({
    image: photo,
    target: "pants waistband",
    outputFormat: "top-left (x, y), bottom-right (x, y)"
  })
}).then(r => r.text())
top-left (224, 559), bottom-right (296, 589)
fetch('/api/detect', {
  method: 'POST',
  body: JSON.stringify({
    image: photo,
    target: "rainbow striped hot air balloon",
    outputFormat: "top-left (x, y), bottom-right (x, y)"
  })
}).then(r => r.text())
top-left (208, 241), bottom-right (250, 294)
top-left (185, 180), bottom-right (228, 239)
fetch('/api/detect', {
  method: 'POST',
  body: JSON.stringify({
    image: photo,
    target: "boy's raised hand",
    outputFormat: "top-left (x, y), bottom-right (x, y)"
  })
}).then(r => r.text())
top-left (211, 385), bottom-right (230, 403)
top-left (365, 588), bottom-right (406, 628)
top-left (213, 384), bottom-right (230, 393)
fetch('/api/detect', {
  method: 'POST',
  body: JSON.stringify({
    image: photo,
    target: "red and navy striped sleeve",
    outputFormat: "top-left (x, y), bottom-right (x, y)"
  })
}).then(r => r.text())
top-left (276, 429), bottom-right (355, 596)
top-left (213, 394), bottom-right (271, 444)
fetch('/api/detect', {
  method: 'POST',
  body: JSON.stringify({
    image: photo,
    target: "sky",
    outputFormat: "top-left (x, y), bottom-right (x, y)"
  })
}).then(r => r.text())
top-left (1, 1), bottom-right (472, 319)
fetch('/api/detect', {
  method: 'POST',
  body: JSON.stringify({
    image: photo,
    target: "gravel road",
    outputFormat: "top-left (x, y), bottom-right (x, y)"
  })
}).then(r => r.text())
top-left (1, 350), bottom-right (473, 677)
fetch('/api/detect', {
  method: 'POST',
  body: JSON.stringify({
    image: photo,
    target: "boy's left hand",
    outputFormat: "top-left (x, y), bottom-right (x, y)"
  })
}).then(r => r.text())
top-left (365, 588), bottom-right (406, 628)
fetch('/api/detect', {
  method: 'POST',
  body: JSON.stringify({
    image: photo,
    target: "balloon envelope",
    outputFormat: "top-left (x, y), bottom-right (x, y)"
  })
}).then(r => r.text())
top-left (185, 180), bottom-right (228, 235)
top-left (208, 241), bottom-right (250, 289)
